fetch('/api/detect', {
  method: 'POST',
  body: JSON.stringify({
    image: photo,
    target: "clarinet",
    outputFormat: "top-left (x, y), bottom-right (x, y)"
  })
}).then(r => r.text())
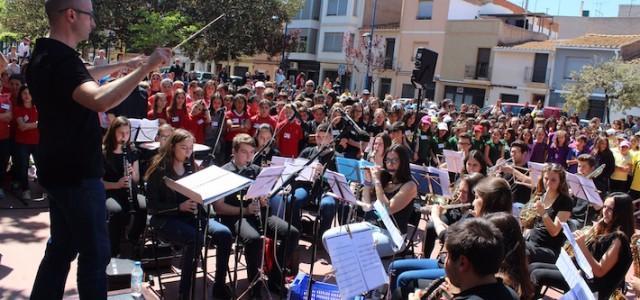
top-left (239, 165), bottom-right (263, 234)
top-left (122, 142), bottom-right (135, 213)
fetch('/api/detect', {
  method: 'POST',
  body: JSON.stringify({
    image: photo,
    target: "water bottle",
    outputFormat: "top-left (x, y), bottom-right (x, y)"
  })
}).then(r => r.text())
top-left (130, 261), bottom-right (143, 298)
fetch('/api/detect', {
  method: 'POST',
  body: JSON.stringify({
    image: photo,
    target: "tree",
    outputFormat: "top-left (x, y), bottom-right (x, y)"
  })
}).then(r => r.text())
top-left (564, 58), bottom-right (640, 123)
top-left (0, 0), bottom-right (48, 39)
top-left (128, 11), bottom-right (197, 54)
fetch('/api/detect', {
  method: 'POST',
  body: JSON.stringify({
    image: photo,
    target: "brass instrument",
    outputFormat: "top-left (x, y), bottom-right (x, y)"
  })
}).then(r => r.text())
top-left (520, 176), bottom-right (544, 229)
top-left (585, 164), bottom-right (606, 179)
top-left (419, 203), bottom-right (473, 214)
top-left (562, 226), bottom-right (594, 257)
top-left (422, 276), bottom-right (454, 300)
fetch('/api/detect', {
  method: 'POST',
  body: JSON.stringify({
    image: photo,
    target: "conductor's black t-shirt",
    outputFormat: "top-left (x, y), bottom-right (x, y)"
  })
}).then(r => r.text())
top-left (26, 38), bottom-right (102, 186)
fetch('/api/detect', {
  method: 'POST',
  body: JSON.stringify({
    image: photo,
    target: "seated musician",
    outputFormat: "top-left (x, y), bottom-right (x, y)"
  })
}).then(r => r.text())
top-left (323, 144), bottom-right (418, 258)
top-left (252, 124), bottom-right (280, 167)
top-left (269, 123), bottom-right (340, 237)
top-left (101, 116), bottom-right (145, 258)
top-left (524, 163), bottom-right (573, 264)
top-left (421, 172), bottom-right (485, 258)
top-left (366, 132), bottom-right (392, 166)
top-left (145, 129), bottom-right (233, 299)
top-left (570, 154), bottom-right (603, 229)
top-left (463, 150), bottom-right (487, 176)
top-left (389, 177), bottom-right (513, 294)
top-left (409, 218), bottom-right (520, 300)
top-left (214, 133), bottom-right (299, 297)
top-left (530, 192), bottom-right (634, 299)
top-left (499, 140), bottom-right (531, 204)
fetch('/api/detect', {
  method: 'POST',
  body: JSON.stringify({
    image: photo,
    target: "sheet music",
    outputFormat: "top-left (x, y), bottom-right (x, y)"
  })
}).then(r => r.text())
top-left (271, 156), bottom-right (296, 166)
top-left (165, 165), bottom-right (253, 205)
top-left (336, 157), bottom-right (374, 184)
top-left (129, 118), bottom-right (159, 142)
top-left (443, 149), bottom-right (464, 174)
top-left (565, 172), bottom-right (588, 200)
top-left (556, 249), bottom-right (596, 300)
top-left (324, 224), bottom-right (388, 299)
top-left (528, 162), bottom-right (545, 184)
top-left (324, 170), bottom-right (357, 204)
top-left (576, 176), bottom-right (603, 207)
top-left (373, 201), bottom-right (404, 250)
top-left (410, 164), bottom-right (451, 196)
top-left (561, 223), bottom-right (594, 279)
top-left (245, 166), bottom-right (285, 199)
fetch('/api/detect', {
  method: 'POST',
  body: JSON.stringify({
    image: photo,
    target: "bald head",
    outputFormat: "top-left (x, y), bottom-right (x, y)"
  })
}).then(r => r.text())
top-left (45, 0), bottom-right (87, 20)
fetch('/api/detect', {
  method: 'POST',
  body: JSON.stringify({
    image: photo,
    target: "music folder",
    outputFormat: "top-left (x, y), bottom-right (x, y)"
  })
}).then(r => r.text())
top-left (323, 170), bottom-right (357, 204)
top-left (244, 166), bottom-right (286, 199)
top-left (128, 118), bottom-right (159, 142)
top-left (410, 164), bottom-right (451, 197)
top-left (323, 222), bottom-right (388, 299)
top-left (336, 157), bottom-right (374, 184)
top-left (164, 165), bottom-right (253, 205)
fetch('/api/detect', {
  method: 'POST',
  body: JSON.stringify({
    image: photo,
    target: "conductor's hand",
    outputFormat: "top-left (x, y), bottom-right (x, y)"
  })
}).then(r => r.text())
top-left (126, 55), bottom-right (147, 70)
top-left (117, 176), bottom-right (130, 189)
top-left (179, 199), bottom-right (199, 213)
top-left (146, 48), bottom-right (172, 70)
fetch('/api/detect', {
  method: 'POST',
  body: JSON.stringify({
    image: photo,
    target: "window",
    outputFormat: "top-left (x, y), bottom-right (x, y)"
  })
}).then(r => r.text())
top-left (475, 48), bottom-right (491, 79)
top-left (417, 0), bottom-right (433, 20)
top-left (292, 29), bottom-right (318, 54)
top-left (532, 53), bottom-right (548, 83)
top-left (327, 0), bottom-right (348, 16)
top-left (297, 36), bottom-right (308, 53)
top-left (401, 84), bottom-right (416, 98)
top-left (295, 0), bottom-right (321, 20)
top-left (384, 38), bottom-right (396, 69)
top-left (379, 78), bottom-right (392, 99)
top-left (564, 57), bottom-right (592, 80)
top-left (500, 94), bottom-right (519, 103)
top-left (323, 32), bottom-right (343, 52)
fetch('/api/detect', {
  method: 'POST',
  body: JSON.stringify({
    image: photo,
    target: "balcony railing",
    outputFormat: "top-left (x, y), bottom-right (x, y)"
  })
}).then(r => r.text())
top-left (464, 64), bottom-right (490, 80)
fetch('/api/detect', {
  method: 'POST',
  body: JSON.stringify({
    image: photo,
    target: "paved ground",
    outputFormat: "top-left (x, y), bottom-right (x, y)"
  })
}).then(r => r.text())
top-left (0, 188), bottom-right (638, 299)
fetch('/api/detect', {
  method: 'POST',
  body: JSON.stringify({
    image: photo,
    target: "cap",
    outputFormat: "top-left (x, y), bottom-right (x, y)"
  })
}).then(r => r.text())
top-left (438, 123), bottom-right (448, 131)
top-left (474, 125), bottom-right (484, 132)
top-left (443, 115), bottom-right (453, 123)
top-left (254, 81), bottom-right (265, 88)
top-left (420, 115), bottom-right (432, 125)
top-left (606, 128), bottom-right (616, 136)
top-left (429, 104), bottom-right (438, 110)
top-left (620, 140), bottom-right (631, 148)
top-left (362, 89), bottom-right (370, 95)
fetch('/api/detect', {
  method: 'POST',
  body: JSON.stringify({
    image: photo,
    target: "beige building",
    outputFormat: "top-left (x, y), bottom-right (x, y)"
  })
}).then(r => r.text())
top-left (435, 18), bottom-right (548, 106)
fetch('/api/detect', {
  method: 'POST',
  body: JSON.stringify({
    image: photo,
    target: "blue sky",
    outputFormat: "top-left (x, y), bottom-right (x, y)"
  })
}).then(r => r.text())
top-left (507, 0), bottom-right (633, 17)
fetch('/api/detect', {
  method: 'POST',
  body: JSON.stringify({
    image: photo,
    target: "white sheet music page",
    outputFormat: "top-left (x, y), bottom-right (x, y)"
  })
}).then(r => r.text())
top-left (324, 225), bottom-right (388, 299)
top-left (426, 166), bottom-right (452, 197)
top-left (167, 165), bottom-right (253, 205)
top-left (560, 223), bottom-right (594, 279)
top-left (565, 172), bottom-right (587, 200)
top-left (129, 118), bottom-right (159, 142)
top-left (556, 249), bottom-right (596, 300)
top-left (577, 175), bottom-right (603, 207)
top-left (324, 170), bottom-right (357, 204)
top-left (373, 200), bottom-right (404, 250)
top-left (528, 162), bottom-right (545, 184)
top-left (443, 149), bottom-right (464, 174)
top-left (245, 166), bottom-right (284, 199)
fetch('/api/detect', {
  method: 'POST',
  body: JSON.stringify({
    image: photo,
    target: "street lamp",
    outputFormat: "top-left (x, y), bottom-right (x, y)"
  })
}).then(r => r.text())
top-left (272, 15), bottom-right (289, 76)
top-left (364, 0), bottom-right (378, 91)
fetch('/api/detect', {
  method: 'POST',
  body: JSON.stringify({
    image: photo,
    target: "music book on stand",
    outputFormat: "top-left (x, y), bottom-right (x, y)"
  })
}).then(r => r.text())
top-left (164, 165), bottom-right (253, 205)
top-left (442, 149), bottom-right (464, 174)
top-left (336, 157), bottom-right (374, 184)
top-left (245, 166), bottom-right (286, 199)
top-left (410, 164), bottom-right (451, 197)
top-left (323, 222), bottom-right (389, 299)
top-left (129, 118), bottom-right (159, 142)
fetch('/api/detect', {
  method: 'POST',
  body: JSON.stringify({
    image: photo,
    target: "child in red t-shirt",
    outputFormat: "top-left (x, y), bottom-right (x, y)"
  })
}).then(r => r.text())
top-left (167, 89), bottom-right (188, 129)
top-left (224, 94), bottom-right (251, 157)
top-left (249, 99), bottom-right (277, 136)
top-left (276, 104), bottom-right (303, 158)
top-left (13, 86), bottom-right (38, 200)
top-left (184, 100), bottom-right (211, 144)
top-left (147, 92), bottom-right (168, 125)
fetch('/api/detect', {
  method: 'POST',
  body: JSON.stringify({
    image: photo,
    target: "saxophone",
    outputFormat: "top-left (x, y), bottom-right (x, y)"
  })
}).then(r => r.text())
top-left (520, 178), bottom-right (544, 229)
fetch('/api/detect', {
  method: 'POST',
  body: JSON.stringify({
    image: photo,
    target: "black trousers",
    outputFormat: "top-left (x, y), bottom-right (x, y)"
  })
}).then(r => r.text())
top-left (222, 215), bottom-right (299, 289)
top-left (530, 263), bottom-right (570, 298)
top-left (525, 241), bottom-right (558, 264)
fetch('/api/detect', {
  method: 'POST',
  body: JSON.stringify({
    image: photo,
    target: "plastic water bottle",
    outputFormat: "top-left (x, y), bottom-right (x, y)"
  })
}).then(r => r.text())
top-left (130, 261), bottom-right (143, 298)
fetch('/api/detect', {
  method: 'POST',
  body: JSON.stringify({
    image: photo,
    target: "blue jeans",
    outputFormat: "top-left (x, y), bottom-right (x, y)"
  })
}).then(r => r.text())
top-left (31, 179), bottom-right (111, 300)
top-left (151, 215), bottom-right (232, 297)
top-left (15, 143), bottom-right (38, 190)
top-left (269, 186), bottom-right (341, 236)
top-left (389, 258), bottom-right (445, 291)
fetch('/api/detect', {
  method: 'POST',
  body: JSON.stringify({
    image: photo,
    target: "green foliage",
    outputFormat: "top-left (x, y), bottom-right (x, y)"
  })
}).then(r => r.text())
top-left (563, 58), bottom-right (640, 122)
top-left (128, 10), bottom-right (198, 54)
top-left (0, 0), bottom-right (48, 39)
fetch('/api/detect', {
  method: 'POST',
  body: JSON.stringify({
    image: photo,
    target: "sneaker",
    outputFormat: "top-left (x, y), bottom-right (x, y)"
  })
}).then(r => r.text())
top-left (32, 192), bottom-right (46, 202)
top-left (212, 282), bottom-right (233, 300)
top-left (21, 190), bottom-right (31, 200)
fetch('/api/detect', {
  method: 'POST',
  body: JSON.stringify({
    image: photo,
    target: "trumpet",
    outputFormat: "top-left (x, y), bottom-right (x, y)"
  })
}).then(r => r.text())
top-left (488, 157), bottom-right (513, 175)
top-left (563, 225), bottom-right (594, 257)
top-left (419, 203), bottom-right (473, 214)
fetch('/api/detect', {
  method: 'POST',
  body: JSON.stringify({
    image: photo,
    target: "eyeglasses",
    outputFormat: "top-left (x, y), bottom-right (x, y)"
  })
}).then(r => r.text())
top-left (59, 8), bottom-right (96, 22)
top-left (385, 158), bottom-right (400, 164)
